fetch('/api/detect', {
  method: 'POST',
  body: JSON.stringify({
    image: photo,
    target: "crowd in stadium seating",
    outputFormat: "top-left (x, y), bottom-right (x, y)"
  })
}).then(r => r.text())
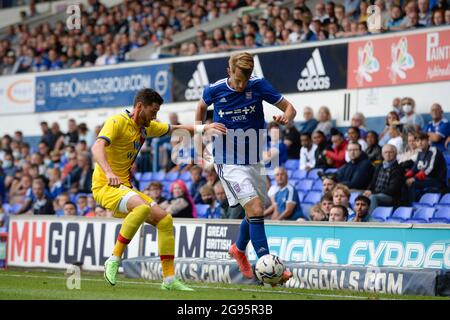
top-left (0, 95), bottom-right (448, 229)
top-left (1, 0), bottom-right (450, 74)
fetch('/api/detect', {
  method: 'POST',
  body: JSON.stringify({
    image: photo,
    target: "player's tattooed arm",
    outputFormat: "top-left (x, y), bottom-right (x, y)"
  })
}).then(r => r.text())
top-left (273, 98), bottom-right (297, 125)
top-left (91, 139), bottom-right (122, 187)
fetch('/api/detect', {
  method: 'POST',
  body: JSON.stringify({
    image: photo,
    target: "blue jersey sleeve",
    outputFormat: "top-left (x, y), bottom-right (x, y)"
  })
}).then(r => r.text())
top-left (258, 78), bottom-right (283, 105)
top-left (202, 84), bottom-right (214, 106)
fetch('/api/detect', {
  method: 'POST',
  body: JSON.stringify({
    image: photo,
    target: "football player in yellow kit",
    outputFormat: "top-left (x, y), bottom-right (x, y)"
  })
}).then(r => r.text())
top-left (91, 88), bottom-right (226, 290)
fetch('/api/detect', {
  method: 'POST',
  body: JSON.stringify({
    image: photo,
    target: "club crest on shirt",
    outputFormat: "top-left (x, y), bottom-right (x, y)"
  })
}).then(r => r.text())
top-left (245, 91), bottom-right (252, 100)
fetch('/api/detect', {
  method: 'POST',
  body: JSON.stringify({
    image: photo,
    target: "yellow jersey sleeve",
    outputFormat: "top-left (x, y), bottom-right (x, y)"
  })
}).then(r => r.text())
top-left (97, 116), bottom-right (120, 145)
top-left (146, 121), bottom-right (170, 138)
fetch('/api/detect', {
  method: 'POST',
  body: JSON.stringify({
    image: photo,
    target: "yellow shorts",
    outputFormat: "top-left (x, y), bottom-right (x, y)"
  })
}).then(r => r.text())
top-left (92, 184), bottom-right (154, 218)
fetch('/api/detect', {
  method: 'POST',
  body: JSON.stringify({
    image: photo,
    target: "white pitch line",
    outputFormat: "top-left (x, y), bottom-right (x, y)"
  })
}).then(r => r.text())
top-left (0, 273), bottom-right (390, 300)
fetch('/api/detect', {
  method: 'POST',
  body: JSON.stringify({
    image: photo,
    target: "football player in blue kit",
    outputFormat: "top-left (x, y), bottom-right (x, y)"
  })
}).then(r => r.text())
top-left (195, 52), bottom-right (296, 285)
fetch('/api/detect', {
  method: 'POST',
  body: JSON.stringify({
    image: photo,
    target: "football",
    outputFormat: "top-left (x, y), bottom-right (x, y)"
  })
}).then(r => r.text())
top-left (254, 254), bottom-right (285, 286)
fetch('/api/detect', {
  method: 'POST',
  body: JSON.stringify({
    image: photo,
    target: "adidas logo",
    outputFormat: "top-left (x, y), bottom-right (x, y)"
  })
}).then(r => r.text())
top-left (220, 97), bottom-right (227, 103)
top-left (297, 48), bottom-right (331, 92)
top-left (185, 61), bottom-right (209, 101)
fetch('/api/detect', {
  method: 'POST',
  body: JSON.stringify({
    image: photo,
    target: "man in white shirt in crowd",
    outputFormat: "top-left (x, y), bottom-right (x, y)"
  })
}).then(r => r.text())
top-left (299, 133), bottom-right (317, 171)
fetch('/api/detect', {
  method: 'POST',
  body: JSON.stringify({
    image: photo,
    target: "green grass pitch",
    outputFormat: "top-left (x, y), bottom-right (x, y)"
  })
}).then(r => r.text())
top-left (0, 268), bottom-right (448, 300)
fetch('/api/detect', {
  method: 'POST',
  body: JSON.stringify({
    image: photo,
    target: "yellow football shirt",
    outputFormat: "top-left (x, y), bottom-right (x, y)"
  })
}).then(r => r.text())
top-left (92, 110), bottom-right (170, 189)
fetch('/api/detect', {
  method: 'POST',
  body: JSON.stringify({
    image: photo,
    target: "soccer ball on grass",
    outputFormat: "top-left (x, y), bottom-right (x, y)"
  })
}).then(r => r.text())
top-left (254, 254), bottom-right (285, 286)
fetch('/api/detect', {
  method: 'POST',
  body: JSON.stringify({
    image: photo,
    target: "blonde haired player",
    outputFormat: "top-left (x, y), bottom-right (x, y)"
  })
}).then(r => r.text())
top-left (195, 52), bottom-right (296, 285)
top-left (91, 88), bottom-right (226, 290)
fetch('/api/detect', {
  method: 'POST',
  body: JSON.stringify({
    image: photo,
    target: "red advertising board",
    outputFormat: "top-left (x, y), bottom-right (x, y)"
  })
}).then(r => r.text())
top-left (347, 29), bottom-right (450, 88)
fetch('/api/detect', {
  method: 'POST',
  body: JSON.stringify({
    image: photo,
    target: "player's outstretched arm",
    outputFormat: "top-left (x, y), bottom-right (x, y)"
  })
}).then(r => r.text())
top-left (273, 98), bottom-right (297, 125)
top-left (91, 139), bottom-right (122, 187)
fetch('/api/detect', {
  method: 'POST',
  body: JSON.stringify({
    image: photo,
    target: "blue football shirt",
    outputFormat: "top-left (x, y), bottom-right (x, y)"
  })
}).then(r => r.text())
top-left (202, 76), bottom-right (283, 165)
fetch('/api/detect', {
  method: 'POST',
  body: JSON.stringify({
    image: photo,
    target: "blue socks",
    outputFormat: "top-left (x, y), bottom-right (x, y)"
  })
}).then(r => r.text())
top-left (236, 217), bottom-right (250, 252)
top-left (236, 217), bottom-right (270, 258)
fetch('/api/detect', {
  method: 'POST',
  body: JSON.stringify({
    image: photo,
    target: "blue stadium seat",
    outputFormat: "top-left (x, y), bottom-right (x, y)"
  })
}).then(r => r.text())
top-left (184, 181), bottom-right (192, 191)
top-left (325, 168), bottom-right (338, 174)
top-left (406, 207), bottom-right (435, 224)
top-left (429, 207), bottom-right (450, 223)
top-left (164, 171), bottom-right (179, 182)
top-left (134, 172), bottom-right (143, 181)
top-left (437, 193), bottom-right (450, 206)
top-left (196, 204), bottom-right (210, 219)
top-left (297, 191), bottom-right (306, 202)
top-left (303, 191), bottom-right (322, 205)
top-left (153, 171), bottom-right (165, 181)
top-left (412, 193), bottom-right (441, 209)
top-left (386, 207), bottom-right (413, 223)
top-left (291, 170), bottom-right (308, 181)
top-left (350, 192), bottom-right (361, 206)
top-left (179, 171), bottom-right (191, 182)
top-left (286, 169), bottom-right (294, 178)
top-left (296, 179), bottom-right (314, 192)
top-left (139, 181), bottom-right (150, 191)
top-left (141, 172), bottom-right (153, 181)
top-left (10, 203), bottom-right (22, 214)
top-left (285, 159), bottom-right (299, 171)
top-left (307, 169), bottom-right (323, 180)
top-left (371, 207), bottom-right (393, 222)
top-left (300, 203), bottom-right (313, 220)
top-left (312, 180), bottom-right (323, 192)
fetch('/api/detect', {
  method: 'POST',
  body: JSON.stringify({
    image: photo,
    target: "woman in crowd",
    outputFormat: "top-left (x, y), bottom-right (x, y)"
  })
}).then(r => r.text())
top-left (399, 131), bottom-right (420, 168)
top-left (314, 106), bottom-right (333, 137)
top-left (160, 180), bottom-right (197, 218)
top-left (365, 131), bottom-right (382, 166)
top-left (379, 111), bottom-right (400, 146)
top-left (331, 184), bottom-right (355, 218)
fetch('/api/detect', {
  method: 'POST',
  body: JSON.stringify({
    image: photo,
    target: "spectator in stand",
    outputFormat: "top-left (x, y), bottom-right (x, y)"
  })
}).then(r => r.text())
top-left (47, 167), bottom-right (64, 199)
top-left (319, 173), bottom-right (338, 194)
top-left (418, 0), bottom-right (432, 25)
top-left (271, 167), bottom-right (303, 221)
top-left (299, 133), bottom-right (317, 171)
top-left (350, 112), bottom-right (368, 139)
top-left (263, 122), bottom-right (288, 167)
top-left (399, 132), bottom-right (420, 166)
top-left (204, 164), bottom-right (219, 188)
top-left (337, 142), bottom-right (374, 190)
top-left (189, 165), bottom-right (206, 204)
top-left (387, 122), bottom-right (405, 159)
top-left (363, 144), bottom-right (404, 213)
top-left (78, 123), bottom-right (96, 148)
top-left (329, 205), bottom-right (348, 222)
top-left (325, 128), bottom-right (348, 169)
top-left (405, 132), bottom-right (447, 204)
top-left (391, 97), bottom-right (404, 118)
top-left (283, 120), bottom-right (301, 160)
top-left (345, 126), bottom-right (368, 162)
top-left (332, 183), bottom-right (355, 216)
top-left (94, 205), bottom-right (113, 218)
top-left (314, 106), bottom-right (333, 137)
top-left (299, 107), bottom-right (319, 135)
top-left (445, 9), bottom-right (450, 24)
top-left (63, 152), bottom-right (92, 194)
top-left (366, 131), bottom-right (382, 166)
top-left (25, 178), bottom-right (54, 215)
top-left (63, 201), bottom-right (77, 216)
top-left (76, 194), bottom-right (90, 216)
top-left (200, 184), bottom-right (221, 219)
top-left (407, 10), bottom-right (426, 28)
top-left (313, 130), bottom-right (330, 170)
top-left (144, 181), bottom-right (168, 206)
top-left (432, 9), bottom-right (446, 25)
top-left (423, 103), bottom-right (449, 153)
top-left (160, 180), bottom-right (196, 218)
top-left (379, 111), bottom-right (401, 146)
top-left (400, 97), bottom-right (424, 133)
top-left (320, 192), bottom-right (334, 219)
top-left (387, 4), bottom-right (406, 30)
top-left (351, 195), bottom-right (372, 222)
top-left (309, 204), bottom-right (327, 221)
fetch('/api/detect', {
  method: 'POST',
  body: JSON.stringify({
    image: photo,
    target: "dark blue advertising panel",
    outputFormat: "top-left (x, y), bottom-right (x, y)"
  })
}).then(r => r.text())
top-left (172, 44), bottom-right (348, 102)
top-left (35, 64), bottom-right (171, 112)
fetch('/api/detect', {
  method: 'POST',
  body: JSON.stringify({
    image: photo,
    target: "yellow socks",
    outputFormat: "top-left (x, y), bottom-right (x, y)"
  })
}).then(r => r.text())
top-left (112, 204), bottom-right (150, 258)
top-left (156, 214), bottom-right (175, 277)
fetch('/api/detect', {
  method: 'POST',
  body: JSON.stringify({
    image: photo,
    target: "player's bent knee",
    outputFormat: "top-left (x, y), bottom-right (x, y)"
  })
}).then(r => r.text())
top-left (243, 197), bottom-right (264, 217)
top-left (133, 204), bottom-right (151, 222)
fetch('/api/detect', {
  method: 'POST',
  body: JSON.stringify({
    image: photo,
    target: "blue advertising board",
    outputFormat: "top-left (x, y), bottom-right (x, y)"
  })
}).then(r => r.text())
top-left (245, 224), bottom-right (450, 270)
top-left (35, 64), bottom-right (171, 112)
